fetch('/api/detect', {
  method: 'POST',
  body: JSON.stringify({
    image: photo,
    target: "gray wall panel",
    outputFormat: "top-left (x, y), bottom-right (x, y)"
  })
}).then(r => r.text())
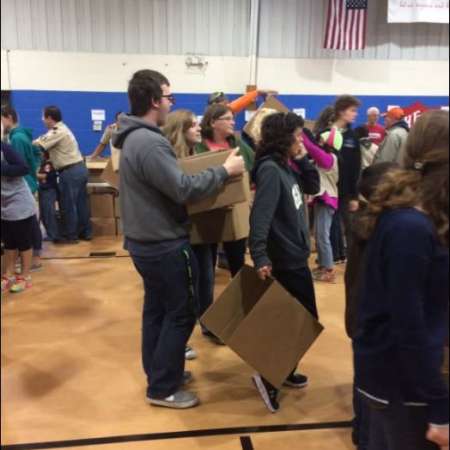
top-left (1, 0), bottom-right (447, 60)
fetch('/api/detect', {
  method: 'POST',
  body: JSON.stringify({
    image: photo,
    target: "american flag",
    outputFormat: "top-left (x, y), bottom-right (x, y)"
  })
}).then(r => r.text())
top-left (324, 0), bottom-right (368, 51)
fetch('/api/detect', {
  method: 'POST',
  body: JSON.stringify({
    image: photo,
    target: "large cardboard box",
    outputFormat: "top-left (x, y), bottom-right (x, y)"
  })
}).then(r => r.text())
top-left (179, 150), bottom-right (251, 216)
top-left (244, 97), bottom-right (290, 143)
top-left (201, 265), bottom-right (324, 388)
top-left (190, 201), bottom-right (250, 245)
top-left (89, 193), bottom-right (115, 218)
top-left (101, 159), bottom-right (119, 190)
top-left (91, 218), bottom-right (117, 237)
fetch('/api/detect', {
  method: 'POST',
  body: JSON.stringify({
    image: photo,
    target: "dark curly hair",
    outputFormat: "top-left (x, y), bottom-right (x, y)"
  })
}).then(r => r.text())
top-left (256, 112), bottom-right (305, 165)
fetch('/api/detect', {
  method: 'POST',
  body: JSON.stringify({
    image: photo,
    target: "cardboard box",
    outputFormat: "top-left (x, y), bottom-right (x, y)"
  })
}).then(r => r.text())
top-left (101, 159), bottom-right (119, 190)
top-left (190, 201), bottom-right (250, 245)
top-left (86, 160), bottom-right (109, 184)
top-left (91, 218), bottom-right (117, 237)
top-left (201, 265), bottom-right (324, 388)
top-left (89, 193), bottom-right (115, 218)
top-left (179, 150), bottom-right (251, 215)
top-left (244, 97), bottom-right (290, 143)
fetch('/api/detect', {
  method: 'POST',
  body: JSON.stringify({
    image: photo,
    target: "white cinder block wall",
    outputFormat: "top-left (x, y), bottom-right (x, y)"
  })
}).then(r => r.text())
top-left (2, 49), bottom-right (449, 96)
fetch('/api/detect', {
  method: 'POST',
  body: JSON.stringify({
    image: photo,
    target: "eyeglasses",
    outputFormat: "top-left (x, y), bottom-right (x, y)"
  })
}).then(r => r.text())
top-left (162, 94), bottom-right (176, 105)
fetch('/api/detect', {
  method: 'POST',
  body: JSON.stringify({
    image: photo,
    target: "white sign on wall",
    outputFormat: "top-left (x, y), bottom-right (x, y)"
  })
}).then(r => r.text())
top-left (388, 0), bottom-right (449, 24)
top-left (293, 108), bottom-right (306, 119)
top-left (91, 109), bottom-right (106, 121)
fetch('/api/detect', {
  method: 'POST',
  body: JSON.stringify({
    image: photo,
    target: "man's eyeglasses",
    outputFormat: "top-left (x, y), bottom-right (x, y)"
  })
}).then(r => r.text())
top-left (162, 94), bottom-right (176, 105)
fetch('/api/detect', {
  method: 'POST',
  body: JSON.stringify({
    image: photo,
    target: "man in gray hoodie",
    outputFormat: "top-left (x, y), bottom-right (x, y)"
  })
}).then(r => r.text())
top-left (112, 69), bottom-right (244, 410)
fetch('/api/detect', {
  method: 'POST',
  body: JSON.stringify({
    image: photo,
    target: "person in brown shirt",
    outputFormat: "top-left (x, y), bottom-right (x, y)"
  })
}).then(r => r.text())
top-left (33, 106), bottom-right (91, 243)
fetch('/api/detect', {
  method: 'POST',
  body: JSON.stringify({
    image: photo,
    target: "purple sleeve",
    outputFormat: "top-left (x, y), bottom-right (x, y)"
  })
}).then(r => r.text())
top-left (1, 143), bottom-right (30, 177)
top-left (303, 133), bottom-right (334, 170)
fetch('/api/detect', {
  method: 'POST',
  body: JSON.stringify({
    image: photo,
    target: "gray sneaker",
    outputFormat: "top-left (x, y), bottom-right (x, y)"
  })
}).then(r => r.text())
top-left (148, 390), bottom-right (200, 409)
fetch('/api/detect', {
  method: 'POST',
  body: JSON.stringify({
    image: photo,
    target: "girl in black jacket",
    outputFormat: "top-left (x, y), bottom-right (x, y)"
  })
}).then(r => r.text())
top-left (249, 112), bottom-right (320, 413)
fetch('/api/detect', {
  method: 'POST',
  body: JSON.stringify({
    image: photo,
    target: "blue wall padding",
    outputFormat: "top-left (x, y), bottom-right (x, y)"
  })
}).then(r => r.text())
top-left (10, 90), bottom-right (449, 156)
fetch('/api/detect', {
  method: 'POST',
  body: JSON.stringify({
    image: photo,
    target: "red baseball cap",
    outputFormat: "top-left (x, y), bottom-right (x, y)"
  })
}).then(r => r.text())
top-left (382, 107), bottom-right (406, 121)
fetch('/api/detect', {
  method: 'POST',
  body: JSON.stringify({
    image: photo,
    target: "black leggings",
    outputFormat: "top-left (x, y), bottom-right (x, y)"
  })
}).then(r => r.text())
top-left (2, 217), bottom-right (34, 252)
top-left (212, 239), bottom-right (247, 278)
top-left (273, 266), bottom-right (319, 320)
top-left (31, 214), bottom-right (43, 253)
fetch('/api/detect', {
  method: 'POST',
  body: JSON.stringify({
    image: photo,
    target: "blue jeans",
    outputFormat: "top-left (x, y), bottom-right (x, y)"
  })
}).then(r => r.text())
top-left (131, 244), bottom-right (198, 399)
top-left (58, 162), bottom-right (91, 240)
top-left (39, 189), bottom-right (60, 241)
top-left (192, 244), bottom-right (215, 332)
top-left (314, 203), bottom-right (335, 269)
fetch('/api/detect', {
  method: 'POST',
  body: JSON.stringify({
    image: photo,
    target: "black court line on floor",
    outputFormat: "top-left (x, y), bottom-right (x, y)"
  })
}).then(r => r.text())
top-left (41, 254), bottom-right (131, 261)
top-left (240, 436), bottom-right (254, 450)
top-left (1, 421), bottom-right (352, 450)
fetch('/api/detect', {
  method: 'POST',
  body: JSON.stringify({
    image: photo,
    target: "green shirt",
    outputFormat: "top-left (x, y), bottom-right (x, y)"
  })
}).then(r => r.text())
top-left (194, 139), bottom-right (255, 173)
top-left (9, 126), bottom-right (41, 194)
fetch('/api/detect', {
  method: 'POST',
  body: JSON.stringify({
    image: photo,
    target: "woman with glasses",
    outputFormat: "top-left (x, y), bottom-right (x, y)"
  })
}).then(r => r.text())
top-left (194, 104), bottom-right (255, 337)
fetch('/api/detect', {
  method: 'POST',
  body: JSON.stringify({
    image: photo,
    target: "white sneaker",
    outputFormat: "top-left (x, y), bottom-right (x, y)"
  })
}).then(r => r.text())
top-left (185, 346), bottom-right (198, 361)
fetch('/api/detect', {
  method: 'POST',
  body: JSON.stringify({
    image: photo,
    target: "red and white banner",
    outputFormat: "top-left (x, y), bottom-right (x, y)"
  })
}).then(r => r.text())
top-left (388, 102), bottom-right (448, 127)
top-left (388, 0), bottom-right (449, 23)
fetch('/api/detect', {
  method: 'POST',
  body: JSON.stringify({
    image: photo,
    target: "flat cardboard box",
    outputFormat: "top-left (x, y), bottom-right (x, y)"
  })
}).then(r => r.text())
top-left (244, 97), bottom-right (290, 143)
top-left (101, 159), bottom-right (119, 191)
top-left (201, 265), bottom-right (324, 388)
top-left (91, 218), bottom-right (117, 237)
top-left (179, 150), bottom-right (251, 215)
top-left (190, 201), bottom-right (250, 245)
top-left (89, 192), bottom-right (115, 218)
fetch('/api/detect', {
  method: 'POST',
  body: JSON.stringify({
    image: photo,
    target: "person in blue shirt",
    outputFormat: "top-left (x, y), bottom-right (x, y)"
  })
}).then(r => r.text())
top-left (353, 110), bottom-right (449, 450)
top-left (38, 154), bottom-right (60, 242)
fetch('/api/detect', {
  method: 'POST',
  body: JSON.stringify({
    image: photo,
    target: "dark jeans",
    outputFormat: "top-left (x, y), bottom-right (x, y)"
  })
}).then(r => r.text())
top-left (331, 207), bottom-right (346, 261)
top-left (39, 188), bottom-right (60, 241)
top-left (192, 244), bottom-right (215, 332)
top-left (31, 214), bottom-right (43, 255)
top-left (59, 163), bottom-right (91, 241)
top-left (131, 245), bottom-right (198, 399)
top-left (213, 239), bottom-right (247, 278)
top-left (273, 266), bottom-right (319, 320)
top-left (363, 395), bottom-right (439, 450)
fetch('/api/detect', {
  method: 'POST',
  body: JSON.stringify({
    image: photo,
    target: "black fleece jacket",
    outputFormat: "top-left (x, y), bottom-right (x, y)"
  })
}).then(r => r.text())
top-left (250, 155), bottom-right (320, 271)
top-left (339, 127), bottom-right (362, 200)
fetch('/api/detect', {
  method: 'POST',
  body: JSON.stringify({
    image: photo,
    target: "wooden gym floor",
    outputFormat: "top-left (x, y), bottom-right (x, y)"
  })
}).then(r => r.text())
top-left (1, 238), bottom-right (355, 450)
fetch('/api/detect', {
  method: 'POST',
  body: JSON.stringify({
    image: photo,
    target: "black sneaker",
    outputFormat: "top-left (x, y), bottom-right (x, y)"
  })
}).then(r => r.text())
top-left (252, 374), bottom-right (280, 413)
top-left (283, 373), bottom-right (309, 389)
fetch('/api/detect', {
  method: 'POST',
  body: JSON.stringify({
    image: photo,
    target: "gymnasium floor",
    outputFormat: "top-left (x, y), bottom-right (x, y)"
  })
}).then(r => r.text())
top-left (1, 238), bottom-right (355, 450)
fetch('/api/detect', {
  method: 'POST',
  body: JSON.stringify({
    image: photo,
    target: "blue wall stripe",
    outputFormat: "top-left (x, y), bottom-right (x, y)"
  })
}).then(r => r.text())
top-left (10, 90), bottom-right (449, 156)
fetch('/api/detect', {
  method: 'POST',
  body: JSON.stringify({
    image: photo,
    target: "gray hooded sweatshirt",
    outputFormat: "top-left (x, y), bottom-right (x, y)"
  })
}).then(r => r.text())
top-left (112, 114), bottom-right (228, 243)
